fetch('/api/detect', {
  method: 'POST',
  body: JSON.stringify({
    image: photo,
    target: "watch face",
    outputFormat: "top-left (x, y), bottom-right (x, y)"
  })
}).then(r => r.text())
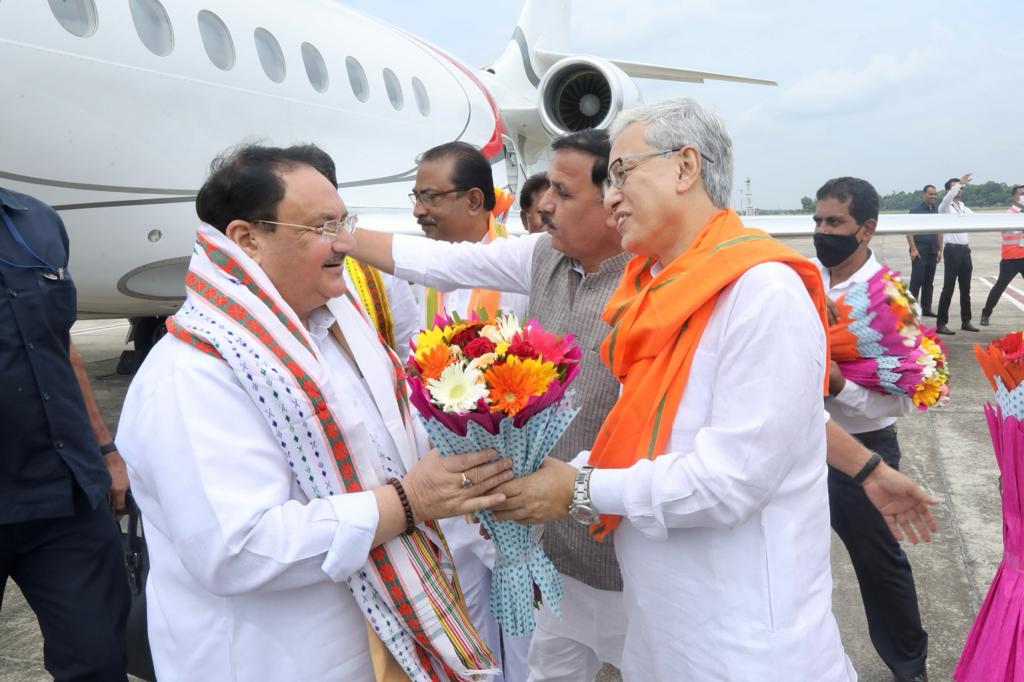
top-left (569, 505), bottom-right (599, 525)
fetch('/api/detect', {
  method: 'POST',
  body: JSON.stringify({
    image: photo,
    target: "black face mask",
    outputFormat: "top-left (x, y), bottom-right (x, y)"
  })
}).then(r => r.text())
top-left (813, 230), bottom-right (862, 268)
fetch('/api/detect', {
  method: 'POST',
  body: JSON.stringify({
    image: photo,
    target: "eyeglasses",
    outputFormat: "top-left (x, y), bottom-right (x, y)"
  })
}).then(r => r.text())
top-left (604, 146), bottom-right (715, 192)
top-left (251, 214), bottom-right (358, 241)
top-left (408, 187), bottom-right (467, 207)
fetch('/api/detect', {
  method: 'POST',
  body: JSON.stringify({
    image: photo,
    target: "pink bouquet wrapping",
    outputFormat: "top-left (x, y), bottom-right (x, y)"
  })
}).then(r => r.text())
top-left (955, 334), bottom-right (1024, 680)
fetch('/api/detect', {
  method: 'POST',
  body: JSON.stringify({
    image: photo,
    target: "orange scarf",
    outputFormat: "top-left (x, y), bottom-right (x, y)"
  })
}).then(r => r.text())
top-left (587, 209), bottom-right (830, 540)
top-left (425, 214), bottom-right (508, 324)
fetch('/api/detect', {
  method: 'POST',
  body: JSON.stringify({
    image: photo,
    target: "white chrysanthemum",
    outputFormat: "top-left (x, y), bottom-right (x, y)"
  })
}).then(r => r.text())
top-left (480, 324), bottom-right (503, 345)
top-left (494, 312), bottom-right (522, 342)
top-left (427, 364), bottom-right (488, 413)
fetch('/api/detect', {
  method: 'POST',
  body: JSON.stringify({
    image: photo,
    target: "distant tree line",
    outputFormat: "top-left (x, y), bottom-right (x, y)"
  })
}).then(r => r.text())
top-left (798, 181), bottom-right (1019, 213)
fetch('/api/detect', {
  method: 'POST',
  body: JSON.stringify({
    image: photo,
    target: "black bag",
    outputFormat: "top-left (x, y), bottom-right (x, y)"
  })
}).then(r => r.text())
top-left (122, 492), bottom-right (157, 681)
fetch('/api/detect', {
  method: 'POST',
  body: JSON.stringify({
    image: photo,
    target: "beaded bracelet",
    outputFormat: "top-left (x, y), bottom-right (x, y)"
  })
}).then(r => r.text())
top-left (387, 478), bottom-right (416, 535)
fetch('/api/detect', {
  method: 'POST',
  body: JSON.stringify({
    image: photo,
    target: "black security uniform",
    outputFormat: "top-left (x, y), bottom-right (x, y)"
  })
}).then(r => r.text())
top-left (0, 187), bottom-right (129, 681)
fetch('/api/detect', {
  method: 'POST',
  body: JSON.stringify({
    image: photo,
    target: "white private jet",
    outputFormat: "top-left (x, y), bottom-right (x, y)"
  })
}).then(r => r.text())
top-left (2, 0), bottom-right (1020, 355)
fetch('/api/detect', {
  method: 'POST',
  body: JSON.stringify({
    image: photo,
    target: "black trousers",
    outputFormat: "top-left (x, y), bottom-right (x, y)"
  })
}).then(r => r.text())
top-left (828, 425), bottom-right (927, 678)
top-left (982, 257), bottom-right (1024, 318)
top-left (908, 240), bottom-right (939, 312)
top-left (0, 503), bottom-right (130, 681)
top-left (937, 243), bottom-right (973, 327)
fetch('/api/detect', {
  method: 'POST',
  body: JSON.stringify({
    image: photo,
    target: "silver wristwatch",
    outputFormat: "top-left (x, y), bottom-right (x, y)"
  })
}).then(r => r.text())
top-left (568, 466), bottom-right (600, 525)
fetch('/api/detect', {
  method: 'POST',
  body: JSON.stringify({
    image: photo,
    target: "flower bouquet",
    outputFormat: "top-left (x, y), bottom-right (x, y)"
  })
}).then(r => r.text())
top-left (955, 332), bottom-right (1024, 681)
top-left (406, 311), bottom-right (581, 636)
top-left (829, 266), bottom-right (950, 409)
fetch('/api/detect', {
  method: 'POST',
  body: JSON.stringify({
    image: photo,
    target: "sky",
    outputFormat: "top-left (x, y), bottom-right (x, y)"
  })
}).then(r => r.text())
top-left (342, 0), bottom-right (1021, 210)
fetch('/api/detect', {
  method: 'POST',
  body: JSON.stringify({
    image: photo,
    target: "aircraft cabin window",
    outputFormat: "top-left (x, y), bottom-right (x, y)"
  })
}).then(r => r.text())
top-left (301, 42), bottom-right (329, 93)
top-left (197, 10), bottom-right (234, 71)
top-left (346, 57), bottom-right (369, 103)
top-left (254, 27), bottom-right (286, 83)
top-left (412, 77), bottom-right (431, 117)
top-left (382, 68), bottom-right (404, 111)
top-left (129, 0), bottom-right (174, 57)
top-left (47, 0), bottom-right (98, 38)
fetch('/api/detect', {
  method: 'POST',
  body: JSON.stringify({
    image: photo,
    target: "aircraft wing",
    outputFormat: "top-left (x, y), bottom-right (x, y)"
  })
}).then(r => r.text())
top-left (534, 49), bottom-right (777, 86)
top-left (746, 213), bottom-right (1024, 238)
top-left (356, 209), bottom-right (1024, 240)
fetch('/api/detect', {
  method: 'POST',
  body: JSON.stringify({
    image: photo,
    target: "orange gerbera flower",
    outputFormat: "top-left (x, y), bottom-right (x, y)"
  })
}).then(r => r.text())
top-left (417, 343), bottom-right (454, 381)
top-left (483, 356), bottom-right (557, 415)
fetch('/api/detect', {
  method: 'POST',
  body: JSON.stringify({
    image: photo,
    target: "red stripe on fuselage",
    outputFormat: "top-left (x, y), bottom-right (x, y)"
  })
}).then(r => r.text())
top-left (406, 34), bottom-right (507, 159)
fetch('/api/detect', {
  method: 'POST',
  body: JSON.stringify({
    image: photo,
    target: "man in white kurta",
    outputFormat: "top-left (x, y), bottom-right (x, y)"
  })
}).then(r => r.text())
top-left (118, 300), bottom-right (413, 680)
top-left (487, 98), bottom-right (856, 681)
top-left (116, 146), bottom-right (511, 681)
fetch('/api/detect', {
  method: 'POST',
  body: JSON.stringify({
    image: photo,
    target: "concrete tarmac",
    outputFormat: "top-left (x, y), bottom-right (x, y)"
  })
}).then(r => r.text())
top-left (1, 231), bottom-right (1018, 681)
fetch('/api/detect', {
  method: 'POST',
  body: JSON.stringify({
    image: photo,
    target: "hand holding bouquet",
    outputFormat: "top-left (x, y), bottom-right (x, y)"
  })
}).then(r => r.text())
top-left (829, 267), bottom-right (950, 409)
top-left (405, 311), bottom-right (581, 636)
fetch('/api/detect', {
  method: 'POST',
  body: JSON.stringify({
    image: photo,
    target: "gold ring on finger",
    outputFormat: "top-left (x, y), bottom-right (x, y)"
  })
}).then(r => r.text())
top-left (461, 472), bottom-right (472, 489)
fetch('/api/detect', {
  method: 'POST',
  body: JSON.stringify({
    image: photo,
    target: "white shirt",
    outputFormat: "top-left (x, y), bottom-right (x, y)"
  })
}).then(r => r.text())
top-left (577, 263), bottom-right (854, 681)
top-left (816, 253), bottom-right (914, 434)
top-left (117, 302), bottom-right (429, 682)
top-left (393, 232), bottom-right (543, 299)
top-left (939, 182), bottom-right (974, 244)
top-left (406, 231), bottom-right (533, 327)
top-left (343, 263), bottom-right (419, 364)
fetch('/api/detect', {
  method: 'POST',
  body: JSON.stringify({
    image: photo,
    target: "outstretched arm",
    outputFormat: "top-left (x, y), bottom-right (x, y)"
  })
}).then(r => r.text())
top-left (825, 419), bottom-right (937, 543)
top-left (349, 228), bottom-right (396, 274)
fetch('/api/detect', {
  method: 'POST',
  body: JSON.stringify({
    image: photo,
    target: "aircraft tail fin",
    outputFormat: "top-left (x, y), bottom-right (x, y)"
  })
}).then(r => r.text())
top-left (486, 0), bottom-right (570, 89)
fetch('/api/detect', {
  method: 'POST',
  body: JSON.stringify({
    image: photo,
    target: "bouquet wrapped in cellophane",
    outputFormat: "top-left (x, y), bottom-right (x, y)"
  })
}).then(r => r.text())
top-left (406, 311), bottom-right (581, 636)
top-left (829, 266), bottom-right (950, 409)
top-left (955, 332), bottom-right (1024, 681)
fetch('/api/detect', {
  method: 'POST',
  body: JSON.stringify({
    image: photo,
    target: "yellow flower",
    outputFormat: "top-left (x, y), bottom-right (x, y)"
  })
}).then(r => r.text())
top-left (414, 326), bottom-right (447, 353)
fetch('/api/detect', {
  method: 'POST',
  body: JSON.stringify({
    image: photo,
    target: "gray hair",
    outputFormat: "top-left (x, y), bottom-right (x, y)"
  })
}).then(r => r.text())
top-left (609, 97), bottom-right (733, 209)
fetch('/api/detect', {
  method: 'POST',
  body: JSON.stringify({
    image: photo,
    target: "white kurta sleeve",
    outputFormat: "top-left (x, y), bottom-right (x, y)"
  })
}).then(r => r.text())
top-left (392, 233), bottom-right (541, 294)
top-left (831, 379), bottom-right (914, 419)
top-left (382, 271), bottom-right (420, 363)
top-left (119, 343), bottom-right (380, 597)
top-left (588, 264), bottom-right (827, 539)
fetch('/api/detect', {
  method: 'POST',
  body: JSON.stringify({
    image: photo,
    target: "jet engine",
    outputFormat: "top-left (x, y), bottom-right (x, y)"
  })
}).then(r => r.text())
top-left (537, 57), bottom-right (642, 138)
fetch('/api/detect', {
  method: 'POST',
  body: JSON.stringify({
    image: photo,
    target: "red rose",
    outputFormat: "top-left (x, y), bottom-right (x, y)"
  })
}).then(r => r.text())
top-left (508, 338), bottom-right (537, 359)
top-left (449, 326), bottom-right (481, 349)
top-left (463, 336), bottom-right (496, 359)
top-left (379, 564), bottom-right (396, 582)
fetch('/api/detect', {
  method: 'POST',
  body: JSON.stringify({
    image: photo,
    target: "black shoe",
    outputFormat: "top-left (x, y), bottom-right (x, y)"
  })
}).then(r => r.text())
top-left (962, 323), bottom-right (980, 332)
top-left (980, 314), bottom-right (991, 326)
top-left (936, 325), bottom-right (955, 335)
top-left (922, 309), bottom-right (938, 317)
top-left (894, 672), bottom-right (927, 682)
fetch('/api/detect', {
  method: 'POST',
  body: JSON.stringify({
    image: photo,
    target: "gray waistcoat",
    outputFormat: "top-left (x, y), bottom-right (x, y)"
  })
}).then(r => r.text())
top-left (527, 234), bottom-right (632, 592)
